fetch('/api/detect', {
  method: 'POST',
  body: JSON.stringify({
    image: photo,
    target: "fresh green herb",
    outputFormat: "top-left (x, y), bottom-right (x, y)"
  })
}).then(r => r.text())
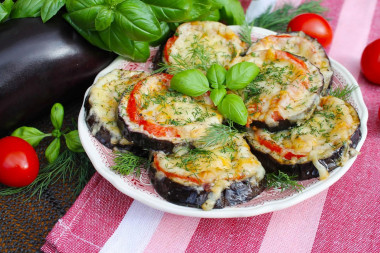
top-left (176, 148), bottom-right (213, 171)
top-left (251, 0), bottom-right (327, 32)
top-left (170, 69), bottom-right (210, 96)
top-left (111, 151), bottom-right (149, 176)
top-left (328, 85), bottom-right (358, 101)
top-left (198, 123), bottom-right (239, 148)
top-left (0, 150), bottom-right (94, 198)
top-left (206, 64), bottom-right (227, 88)
top-left (41, 0), bottom-right (66, 23)
top-left (210, 87), bottom-right (227, 106)
top-left (156, 35), bottom-right (216, 74)
top-left (226, 62), bottom-right (260, 90)
top-left (218, 0), bottom-right (245, 25)
top-left (0, 0), bottom-right (14, 23)
top-left (239, 21), bottom-right (252, 46)
top-left (11, 0), bottom-right (44, 19)
top-left (12, 103), bottom-right (84, 163)
top-left (141, 0), bottom-right (191, 22)
top-left (218, 94), bottom-right (248, 125)
top-left (266, 171), bottom-right (305, 192)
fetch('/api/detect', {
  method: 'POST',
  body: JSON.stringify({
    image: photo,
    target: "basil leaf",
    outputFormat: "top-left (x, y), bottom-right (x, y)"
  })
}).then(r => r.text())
top-left (207, 64), bottom-right (226, 88)
top-left (64, 13), bottom-right (110, 51)
top-left (11, 0), bottom-right (44, 18)
top-left (199, 9), bottom-right (220, 22)
top-left (95, 7), bottom-right (114, 31)
top-left (226, 62), bottom-right (260, 90)
top-left (115, 0), bottom-right (161, 42)
top-left (170, 69), bottom-right (210, 97)
top-left (41, 0), bottom-right (65, 23)
top-left (99, 22), bottom-right (150, 61)
top-left (184, 0), bottom-right (214, 21)
top-left (45, 138), bottom-right (61, 163)
top-left (66, 0), bottom-right (105, 12)
top-left (105, 0), bottom-right (123, 6)
top-left (11, 127), bottom-right (50, 147)
top-left (219, 0), bottom-right (245, 25)
top-left (141, 0), bottom-right (191, 22)
top-left (50, 103), bottom-right (64, 130)
top-left (149, 21), bottom-right (170, 47)
top-left (64, 130), bottom-right (85, 153)
top-left (217, 94), bottom-right (248, 125)
top-left (210, 87), bottom-right (227, 106)
top-left (65, 5), bottom-right (104, 30)
top-left (0, 0), bottom-right (14, 23)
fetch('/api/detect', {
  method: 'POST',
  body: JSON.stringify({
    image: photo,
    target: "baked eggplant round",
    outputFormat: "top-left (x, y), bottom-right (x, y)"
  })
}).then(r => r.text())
top-left (163, 21), bottom-right (246, 70)
top-left (150, 134), bottom-right (266, 210)
top-left (230, 49), bottom-right (325, 131)
top-left (247, 32), bottom-right (333, 94)
top-left (246, 96), bottom-right (361, 180)
top-left (118, 73), bottom-right (223, 153)
top-left (85, 69), bottom-right (148, 151)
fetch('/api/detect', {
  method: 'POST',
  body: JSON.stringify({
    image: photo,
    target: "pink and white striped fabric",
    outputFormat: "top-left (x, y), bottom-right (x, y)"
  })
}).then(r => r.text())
top-left (42, 0), bottom-right (380, 252)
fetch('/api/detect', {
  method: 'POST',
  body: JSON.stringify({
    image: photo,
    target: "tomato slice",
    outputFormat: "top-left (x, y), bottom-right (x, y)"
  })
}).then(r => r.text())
top-left (127, 73), bottom-right (180, 138)
top-left (271, 111), bottom-right (284, 122)
top-left (164, 36), bottom-right (178, 63)
top-left (257, 135), bottom-right (305, 160)
top-left (275, 50), bottom-right (307, 69)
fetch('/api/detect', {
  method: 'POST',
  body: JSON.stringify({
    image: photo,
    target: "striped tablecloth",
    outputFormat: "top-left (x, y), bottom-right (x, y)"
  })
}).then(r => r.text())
top-left (42, 0), bottom-right (380, 252)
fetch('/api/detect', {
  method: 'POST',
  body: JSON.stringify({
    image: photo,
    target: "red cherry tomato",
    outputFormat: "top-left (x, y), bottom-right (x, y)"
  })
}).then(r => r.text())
top-left (287, 13), bottom-right (333, 47)
top-left (0, 136), bottom-right (39, 187)
top-left (361, 39), bottom-right (380, 85)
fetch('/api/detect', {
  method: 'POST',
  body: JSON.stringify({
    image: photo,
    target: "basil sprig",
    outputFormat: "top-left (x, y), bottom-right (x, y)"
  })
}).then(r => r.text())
top-left (12, 103), bottom-right (84, 163)
top-left (1, 0), bottom-right (245, 61)
top-left (170, 62), bottom-right (260, 125)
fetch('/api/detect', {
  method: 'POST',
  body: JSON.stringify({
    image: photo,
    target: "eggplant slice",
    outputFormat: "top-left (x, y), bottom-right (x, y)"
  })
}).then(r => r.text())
top-left (230, 49), bottom-right (325, 131)
top-left (248, 32), bottom-right (333, 94)
top-left (246, 96), bottom-right (361, 180)
top-left (85, 69), bottom-right (148, 150)
top-left (163, 21), bottom-right (246, 70)
top-left (118, 73), bottom-right (223, 153)
top-left (150, 135), bottom-right (266, 210)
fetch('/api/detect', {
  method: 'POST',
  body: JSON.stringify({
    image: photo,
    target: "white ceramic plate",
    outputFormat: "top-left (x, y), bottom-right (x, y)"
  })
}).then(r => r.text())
top-left (78, 27), bottom-right (368, 218)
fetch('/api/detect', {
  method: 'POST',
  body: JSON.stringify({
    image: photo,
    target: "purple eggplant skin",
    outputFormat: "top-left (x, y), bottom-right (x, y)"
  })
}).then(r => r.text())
top-left (0, 16), bottom-right (116, 135)
top-left (248, 127), bottom-right (361, 180)
top-left (149, 166), bottom-right (265, 209)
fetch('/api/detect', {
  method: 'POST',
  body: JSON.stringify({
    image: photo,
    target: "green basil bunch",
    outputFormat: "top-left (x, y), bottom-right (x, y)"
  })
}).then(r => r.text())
top-left (170, 62), bottom-right (260, 125)
top-left (11, 103), bottom-right (84, 163)
top-left (1, 0), bottom-right (245, 61)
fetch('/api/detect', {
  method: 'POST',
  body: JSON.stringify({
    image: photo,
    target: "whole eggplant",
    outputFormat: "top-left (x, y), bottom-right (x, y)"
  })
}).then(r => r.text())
top-left (0, 16), bottom-right (115, 135)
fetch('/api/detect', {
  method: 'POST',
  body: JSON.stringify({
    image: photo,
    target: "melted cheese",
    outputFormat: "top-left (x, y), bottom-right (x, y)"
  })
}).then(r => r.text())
top-left (154, 135), bottom-right (265, 210)
top-left (248, 32), bottom-right (333, 92)
top-left (168, 21), bottom-right (246, 69)
top-left (230, 49), bottom-right (324, 128)
top-left (119, 74), bottom-right (223, 143)
top-left (87, 69), bottom-right (148, 146)
top-left (247, 96), bottom-right (360, 178)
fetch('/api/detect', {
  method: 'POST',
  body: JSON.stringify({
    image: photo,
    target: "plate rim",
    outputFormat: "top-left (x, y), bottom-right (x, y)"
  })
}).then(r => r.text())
top-left (78, 26), bottom-right (368, 218)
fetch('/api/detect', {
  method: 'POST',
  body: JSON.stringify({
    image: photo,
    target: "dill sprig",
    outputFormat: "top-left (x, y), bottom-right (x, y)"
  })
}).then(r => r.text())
top-left (252, 0), bottom-right (327, 32)
top-left (155, 35), bottom-right (217, 75)
top-left (266, 171), bottom-right (305, 192)
top-left (111, 151), bottom-right (148, 176)
top-left (328, 85), bottom-right (358, 101)
top-left (0, 150), bottom-right (94, 198)
top-left (239, 21), bottom-right (252, 46)
top-left (178, 148), bottom-right (213, 170)
top-left (198, 123), bottom-right (240, 148)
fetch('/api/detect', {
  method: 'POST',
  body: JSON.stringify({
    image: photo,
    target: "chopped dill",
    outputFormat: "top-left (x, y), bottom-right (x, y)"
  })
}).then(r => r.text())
top-left (198, 122), bottom-right (240, 148)
top-left (155, 35), bottom-right (218, 75)
top-left (0, 150), bottom-right (94, 198)
top-left (251, 0), bottom-right (327, 32)
top-left (328, 85), bottom-right (357, 101)
top-left (239, 21), bottom-right (252, 46)
top-left (266, 171), bottom-right (305, 192)
top-left (112, 151), bottom-right (149, 176)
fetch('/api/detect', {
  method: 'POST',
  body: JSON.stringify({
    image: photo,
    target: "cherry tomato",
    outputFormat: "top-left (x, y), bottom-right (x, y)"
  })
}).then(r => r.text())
top-left (287, 13), bottom-right (333, 47)
top-left (361, 39), bottom-right (380, 85)
top-left (0, 136), bottom-right (39, 187)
